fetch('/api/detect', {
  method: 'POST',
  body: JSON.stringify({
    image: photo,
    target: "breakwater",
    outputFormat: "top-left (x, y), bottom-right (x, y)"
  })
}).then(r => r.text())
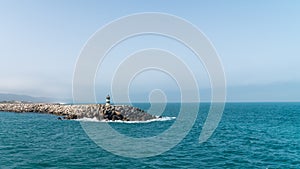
top-left (0, 102), bottom-right (157, 121)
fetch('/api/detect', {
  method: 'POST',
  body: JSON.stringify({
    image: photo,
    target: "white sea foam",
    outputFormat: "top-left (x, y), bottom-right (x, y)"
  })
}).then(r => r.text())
top-left (74, 117), bottom-right (99, 122)
top-left (74, 116), bottom-right (176, 123)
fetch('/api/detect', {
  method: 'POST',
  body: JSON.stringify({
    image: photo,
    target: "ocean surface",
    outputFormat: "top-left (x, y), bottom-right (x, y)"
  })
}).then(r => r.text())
top-left (0, 103), bottom-right (299, 168)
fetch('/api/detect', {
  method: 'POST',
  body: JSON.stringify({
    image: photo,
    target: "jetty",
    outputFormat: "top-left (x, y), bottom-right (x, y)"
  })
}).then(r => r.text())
top-left (0, 95), bottom-right (157, 121)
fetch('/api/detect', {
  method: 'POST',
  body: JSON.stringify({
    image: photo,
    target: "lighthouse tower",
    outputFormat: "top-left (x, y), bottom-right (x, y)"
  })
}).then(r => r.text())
top-left (105, 95), bottom-right (110, 106)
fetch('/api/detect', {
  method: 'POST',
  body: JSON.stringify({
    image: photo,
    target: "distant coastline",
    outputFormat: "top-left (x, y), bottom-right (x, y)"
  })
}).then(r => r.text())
top-left (0, 93), bottom-right (71, 103)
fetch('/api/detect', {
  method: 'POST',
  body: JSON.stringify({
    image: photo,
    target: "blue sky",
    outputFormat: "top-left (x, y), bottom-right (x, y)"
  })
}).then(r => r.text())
top-left (0, 0), bottom-right (299, 102)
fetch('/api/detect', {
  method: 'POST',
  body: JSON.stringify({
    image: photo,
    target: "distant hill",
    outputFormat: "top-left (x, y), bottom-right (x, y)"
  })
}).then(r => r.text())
top-left (0, 93), bottom-right (71, 103)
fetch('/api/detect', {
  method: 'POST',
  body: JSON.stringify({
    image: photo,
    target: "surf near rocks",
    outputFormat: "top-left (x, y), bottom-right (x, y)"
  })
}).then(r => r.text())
top-left (0, 102), bottom-right (157, 121)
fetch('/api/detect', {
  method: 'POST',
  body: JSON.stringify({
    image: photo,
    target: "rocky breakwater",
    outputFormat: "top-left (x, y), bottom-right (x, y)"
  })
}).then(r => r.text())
top-left (0, 102), bottom-right (157, 121)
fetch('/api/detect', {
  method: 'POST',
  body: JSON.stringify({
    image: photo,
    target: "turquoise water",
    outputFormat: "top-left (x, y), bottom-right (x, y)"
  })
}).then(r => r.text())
top-left (0, 103), bottom-right (299, 168)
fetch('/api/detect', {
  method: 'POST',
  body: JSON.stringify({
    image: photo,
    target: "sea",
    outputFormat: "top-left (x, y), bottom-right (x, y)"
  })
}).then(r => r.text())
top-left (0, 102), bottom-right (299, 168)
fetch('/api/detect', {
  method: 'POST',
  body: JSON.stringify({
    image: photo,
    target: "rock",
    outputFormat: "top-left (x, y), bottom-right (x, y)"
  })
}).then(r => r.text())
top-left (64, 114), bottom-right (77, 120)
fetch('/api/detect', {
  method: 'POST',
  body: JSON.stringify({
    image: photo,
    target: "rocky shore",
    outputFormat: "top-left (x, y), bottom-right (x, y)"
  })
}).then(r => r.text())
top-left (0, 102), bottom-right (157, 121)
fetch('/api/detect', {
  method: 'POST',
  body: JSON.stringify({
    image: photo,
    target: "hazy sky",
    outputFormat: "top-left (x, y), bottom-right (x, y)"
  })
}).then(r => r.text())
top-left (0, 0), bottom-right (299, 102)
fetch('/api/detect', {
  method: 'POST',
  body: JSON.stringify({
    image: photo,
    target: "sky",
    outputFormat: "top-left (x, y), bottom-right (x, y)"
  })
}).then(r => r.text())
top-left (0, 0), bottom-right (299, 102)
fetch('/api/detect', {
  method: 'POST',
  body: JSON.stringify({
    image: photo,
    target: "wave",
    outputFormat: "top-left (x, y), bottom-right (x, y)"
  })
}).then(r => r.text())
top-left (74, 116), bottom-right (176, 123)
